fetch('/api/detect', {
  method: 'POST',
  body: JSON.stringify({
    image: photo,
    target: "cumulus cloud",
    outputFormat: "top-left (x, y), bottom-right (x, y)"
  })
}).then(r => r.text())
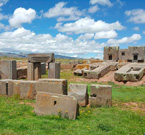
top-left (55, 17), bottom-right (125, 34)
top-left (107, 34), bottom-right (141, 44)
top-left (90, 0), bottom-right (113, 7)
top-left (125, 9), bottom-right (145, 23)
top-left (78, 33), bottom-right (94, 40)
top-left (43, 2), bottom-right (82, 21)
top-left (0, 27), bottom-right (103, 58)
top-left (9, 7), bottom-right (36, 28)
top-left (94, 30), bottom-right (118, 39)
top-left (132, 27), bottom-right (139, 31)
top-left (88, 5), bottom-right (99, 13)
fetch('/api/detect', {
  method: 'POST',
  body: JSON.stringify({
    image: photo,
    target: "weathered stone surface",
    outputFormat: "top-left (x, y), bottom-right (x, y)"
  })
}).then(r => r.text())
top-left (68, 83), bottom-right (88, 107)
top-left (27, 62), bottom-right (41, 80)
top-left (35, 92), bottom-right (79, 120)
top-left (8, 80), bottom-right (37, 99)
top-left (104, 46), bottom-right (119, 61)
top-left (28, 53), bottom-right (55, 63)
top-left (0, 60), bottom-right (17, 79)
top-left (0, 79), bottom-right (11, 95)
top-left (41, 63), bottom-right (46, 75)
top-left (17, 67), bottom-right (27, 79)
top-left (48, 62), bottom-right (60, 79)
top-left (115, 63), bottom-right (145, 82)
top-left (74, 68), bottom-right (87, 76)
top-left (37, 79), bottom-right (67, 95)
top-left (89, 85), bottom-right (112, 107)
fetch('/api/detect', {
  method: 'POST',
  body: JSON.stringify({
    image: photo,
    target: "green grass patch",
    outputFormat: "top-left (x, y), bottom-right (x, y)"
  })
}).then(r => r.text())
top-left (0, 96), bottom-right (145, 135)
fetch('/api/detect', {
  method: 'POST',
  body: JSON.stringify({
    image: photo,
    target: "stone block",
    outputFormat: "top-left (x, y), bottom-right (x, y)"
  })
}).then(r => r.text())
top-left (35, 92), bottom-right (79, 120)
top-left (8, 80), bottom-right (37, 99)
top-left (68, 83), bottom-right (88, 107)
top-left (28, 53), bottom-right (55, 63)
top-left (37, 79), bottom-right (67, 95)
top-left (48, 62), bottom-right (60, 79)
top-left (90, 85), bottom-right (112, 107)
top-left (41, 63), bottom-right (46, 75)
top-left (27, 62), bottom-right (41, 80)
top-left (115, 63), bottom-right (145, 82)
top-left (0, 60), bottom-right (17, 79)
top-left (0, 79), bottom-right (11, 95)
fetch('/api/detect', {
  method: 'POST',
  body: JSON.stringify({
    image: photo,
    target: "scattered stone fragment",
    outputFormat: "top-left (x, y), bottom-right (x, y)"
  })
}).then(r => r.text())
top-left (68, 83), bottom-right (88, 107)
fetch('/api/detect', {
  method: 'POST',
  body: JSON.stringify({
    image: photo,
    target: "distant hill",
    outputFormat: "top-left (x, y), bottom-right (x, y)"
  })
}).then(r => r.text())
top-left (0, 52), bottom-right (80, 59)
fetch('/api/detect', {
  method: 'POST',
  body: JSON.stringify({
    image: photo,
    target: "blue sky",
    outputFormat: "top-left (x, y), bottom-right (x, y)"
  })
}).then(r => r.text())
top-left (0, 0), bottom-right (145, 58)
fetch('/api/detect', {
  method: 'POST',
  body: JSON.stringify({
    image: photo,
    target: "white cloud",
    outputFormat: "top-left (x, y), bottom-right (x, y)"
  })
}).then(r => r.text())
top-left (55, 17), bottom-right (125, 34)
top-left (89, 5), bottom-right (99, 13)
top-left (78, 33), bottom-right (94, 40)
top-left (0, 13), bottom-right (8, 20)
top-left (143, 31), bottom-right (145, 34)
top-left (94, 30), bottom-right (118, 39)
top-left (0, 27), bottom-right (103, 58)
top-left (9, 7), bottom-right (36, 28)
top-left (0, 0), bottom-right (8, 7)
top-left (90, 0), bottom-right (113, 7)
top-left (125, 9), bottom-right (145, 23)
top-left (107, 34), bottom-right (141, 44)
top-left (43, 2), bottom-right (82, 21)
top-left (132, 27), bottom-right (139, 31)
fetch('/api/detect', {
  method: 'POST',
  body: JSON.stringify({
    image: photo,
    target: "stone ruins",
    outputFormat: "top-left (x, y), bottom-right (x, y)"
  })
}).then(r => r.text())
top-left (0, 46), bottom-right (144, 119)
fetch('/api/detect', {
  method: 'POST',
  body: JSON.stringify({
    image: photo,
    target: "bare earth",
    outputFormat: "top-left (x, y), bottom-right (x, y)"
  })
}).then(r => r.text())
top-left (71, 71), bottom-right (145, 86)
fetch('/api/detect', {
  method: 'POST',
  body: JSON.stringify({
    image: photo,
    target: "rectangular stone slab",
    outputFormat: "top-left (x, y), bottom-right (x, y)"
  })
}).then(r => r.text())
top-left (0, 60), bottom-right (17, 79)
top-left (90, 85), bottom-right (112, 107)
top-left (35, 92), bottom-right (79, 120)
top-left (0, 79), bottom-right (11, 95)
top-left (8, 80), bottom-right (37, 99)
top-left (28, 53), bottom-right (54, 63)
top-left (37, 79), bottom-right (67, 95)
top-left (68, 83), bottom-right (88, 107)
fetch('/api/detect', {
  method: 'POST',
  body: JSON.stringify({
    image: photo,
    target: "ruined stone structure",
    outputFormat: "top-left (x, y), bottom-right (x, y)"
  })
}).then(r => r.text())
top-left (115, 63), bottom-right (145, 82)
top-left (27, 53), bottom-right (60, 80)
top-left (104, 46), bottom-right (119, 61)
top-left (104, 46), bottom-right (145, 62)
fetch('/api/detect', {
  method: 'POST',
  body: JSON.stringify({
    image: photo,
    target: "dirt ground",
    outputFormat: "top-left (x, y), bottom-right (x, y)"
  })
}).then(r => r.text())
top-left (71, 71), bottom-right (145, 86)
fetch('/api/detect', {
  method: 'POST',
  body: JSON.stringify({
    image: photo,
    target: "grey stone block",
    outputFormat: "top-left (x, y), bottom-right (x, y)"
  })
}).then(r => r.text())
top-left (48, 62), bottom-right (60, 79)
top-left (37, 79), bottom-right (67, 95)
top-left (68, 83), bottom-right (88, 107)
top-left (8, 80), bottom-right (37, 99)
top-left (90, 85), bottom-right (112, 107)
top-left (0, 60), bottom-right (17, 79)
top-left (41, 63), bottom-right (46, 75)
top-left (28, 53), bottom-right (54, 63)
top-left (0, 79), bottom-right (11, 95)
top-left (35, 92), bottom-right (79, 120)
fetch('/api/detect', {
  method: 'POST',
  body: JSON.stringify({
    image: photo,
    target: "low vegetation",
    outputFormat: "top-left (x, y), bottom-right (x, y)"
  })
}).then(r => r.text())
top-left (0, 58), bottom-right (145, 135)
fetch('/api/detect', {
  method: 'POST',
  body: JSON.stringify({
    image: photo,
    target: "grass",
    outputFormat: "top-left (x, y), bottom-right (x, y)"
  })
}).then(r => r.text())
top-left (0, 96), bottom-right (145, 135)
top-left (1, 69), bottom-right (145, 135)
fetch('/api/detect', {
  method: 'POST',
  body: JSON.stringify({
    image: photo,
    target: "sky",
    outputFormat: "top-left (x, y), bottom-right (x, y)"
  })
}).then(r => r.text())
top-left (0, 0), bottom-right (145, 59)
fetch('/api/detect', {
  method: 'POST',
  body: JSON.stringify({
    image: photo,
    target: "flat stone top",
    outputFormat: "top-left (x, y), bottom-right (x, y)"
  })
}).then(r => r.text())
top-left (37, 91), bottom-right (76, 100)
top-left (69, 83), bottom-right (87, 87)
top-left (8, 80), bottom-right (37, 83)
top-left (115, 63), bottom-right (145, 74)
top-left (28, 53), bottom-right (54, 63)
top-left (0, 79), bottom-right (12, 82)
top-left (90, 84), bottom-right (112, 88)
top-left (38, 79), bottom-right (67, 82)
